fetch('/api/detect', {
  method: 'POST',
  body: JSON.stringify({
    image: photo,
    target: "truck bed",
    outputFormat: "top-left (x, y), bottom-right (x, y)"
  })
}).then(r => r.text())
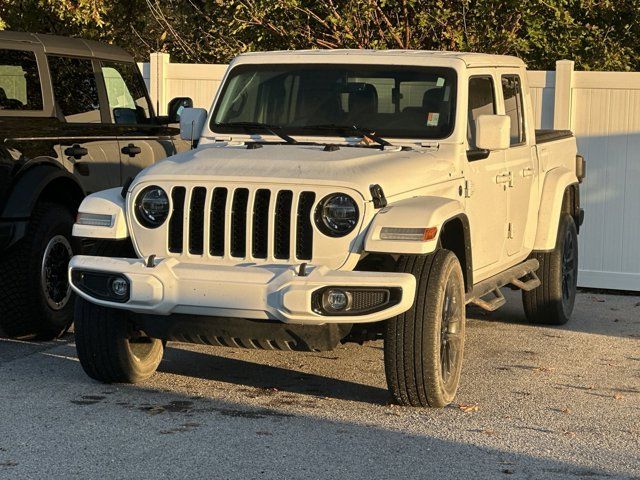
top-left (535, 129), bottom-right (573, 144)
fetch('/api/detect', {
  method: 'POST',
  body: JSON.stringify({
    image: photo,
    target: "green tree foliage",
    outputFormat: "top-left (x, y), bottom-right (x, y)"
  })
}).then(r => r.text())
top-left (1, 0), bottom-right (638, 70)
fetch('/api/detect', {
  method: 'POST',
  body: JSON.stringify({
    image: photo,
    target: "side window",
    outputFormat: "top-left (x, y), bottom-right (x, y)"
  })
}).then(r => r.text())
top-left (101, 61), bottom-right (152, 124)
top-left (0, 49), bottom-right (43, 111)
top-left (501, 75), bottom-right (526, 145)
top-left (467, 76), bottom-right (496, 150)
top-left (48, 56), bottom-right (100, 123)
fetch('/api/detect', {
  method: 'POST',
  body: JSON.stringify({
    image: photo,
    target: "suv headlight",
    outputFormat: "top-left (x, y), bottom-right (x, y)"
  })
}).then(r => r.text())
top-left (315, 193), bottom-right (359, 237)
top-left (135, 186), bottom-right (169, 228)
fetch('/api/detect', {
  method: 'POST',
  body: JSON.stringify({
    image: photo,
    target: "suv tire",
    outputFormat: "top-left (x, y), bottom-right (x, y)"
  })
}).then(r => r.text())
top-left (384, 250), bottom-right (466, 407)
top-left (75, 298), bottom-right (164, 383)
top-left (0, 202), bottom-right (78, 339)
top-left (523, 213), bottom-right (578, 325)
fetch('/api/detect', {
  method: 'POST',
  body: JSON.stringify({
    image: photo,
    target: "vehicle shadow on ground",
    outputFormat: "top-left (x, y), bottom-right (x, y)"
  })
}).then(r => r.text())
top-left (0, 345), bottom-right (633, 480)
top-left (159, 345), bottom-right (390, 405)
top-left (467, 290), bottom-right (640, 339)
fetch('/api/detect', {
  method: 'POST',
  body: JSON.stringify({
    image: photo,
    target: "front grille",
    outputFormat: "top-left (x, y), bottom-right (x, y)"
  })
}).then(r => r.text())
top-left (167, 185), bottom-right (316, 261)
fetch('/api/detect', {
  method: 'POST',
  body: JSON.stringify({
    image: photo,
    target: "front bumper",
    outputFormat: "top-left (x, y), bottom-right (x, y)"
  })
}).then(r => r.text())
top-left (68, 256), bottom-right (416, 325)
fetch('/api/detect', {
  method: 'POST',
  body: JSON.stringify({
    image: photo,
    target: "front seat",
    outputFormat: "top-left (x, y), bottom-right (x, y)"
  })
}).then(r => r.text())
top-left (348, 84), bottom-right (378, 121)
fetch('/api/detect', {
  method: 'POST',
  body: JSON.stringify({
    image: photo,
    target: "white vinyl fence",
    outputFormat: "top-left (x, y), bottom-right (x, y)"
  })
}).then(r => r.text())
top-left (139, 53), bottom-right (640, 291)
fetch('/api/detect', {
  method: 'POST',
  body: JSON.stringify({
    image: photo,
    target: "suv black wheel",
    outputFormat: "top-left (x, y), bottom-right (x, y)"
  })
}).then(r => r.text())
top-left (0, 202), bottom-right (78, 339)
top-left (523, 213), bottom-right (578, 325)
top-left (75, 297), bottom-right (164, 383)
top-left (384, 250), bottom-right (466, 407)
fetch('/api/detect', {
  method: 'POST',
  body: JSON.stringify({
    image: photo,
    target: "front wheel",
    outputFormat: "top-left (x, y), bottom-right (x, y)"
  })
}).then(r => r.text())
top-left (384, 250), bottom-right (466, 407)
top-left (74, 298), bottom-right (164, 383)
top-left (523, 213), bottom-right (578, 325)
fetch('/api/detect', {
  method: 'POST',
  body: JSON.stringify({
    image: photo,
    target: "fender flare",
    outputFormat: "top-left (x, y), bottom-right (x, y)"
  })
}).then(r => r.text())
top-left (364, 196), bottom-right (465, 255)
top-left (533, 167), bottom-right (579, 250)
top-left (1, 163), bottom-right (85, 219)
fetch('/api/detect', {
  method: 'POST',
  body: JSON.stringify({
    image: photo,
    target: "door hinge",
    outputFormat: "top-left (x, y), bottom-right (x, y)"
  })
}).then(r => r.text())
top-left (464, 179), bottom-right (473, 198)
top-left (507, 222), bottom-right (514, 239)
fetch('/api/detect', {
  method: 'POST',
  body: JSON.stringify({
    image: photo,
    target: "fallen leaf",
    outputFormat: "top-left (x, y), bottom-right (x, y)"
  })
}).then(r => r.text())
top-left (458, 403), bottom-right (480, 413)
top-left (561, 407), bottom-right (571, 414)
top-left (613, 393), bottom-right (624, 400)
top-left (533, 366), bottom-right (556, 373)
top-left (481, 428), bottom-right (498, 436)
top-left (563, 430), bottom-right (577, 437)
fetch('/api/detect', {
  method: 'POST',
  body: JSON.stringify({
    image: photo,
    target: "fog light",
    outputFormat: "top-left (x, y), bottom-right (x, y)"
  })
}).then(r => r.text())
top-left (323, 289), bottom-right (352, 312)
top-left (110, 277), bottom-right (129, 298)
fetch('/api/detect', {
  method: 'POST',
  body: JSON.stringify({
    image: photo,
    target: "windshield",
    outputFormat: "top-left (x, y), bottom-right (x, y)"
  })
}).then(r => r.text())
top-left (211, 64), bottom-right (457, 140)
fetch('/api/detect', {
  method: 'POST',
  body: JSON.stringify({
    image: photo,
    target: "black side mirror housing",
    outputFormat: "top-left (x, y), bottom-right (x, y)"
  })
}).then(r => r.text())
top-left (167, 97), bottom-right (193, 123)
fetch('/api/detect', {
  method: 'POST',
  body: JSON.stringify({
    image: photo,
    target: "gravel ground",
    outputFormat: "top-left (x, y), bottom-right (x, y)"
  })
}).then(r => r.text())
top-left (0, 290), bottom-right (638, 480)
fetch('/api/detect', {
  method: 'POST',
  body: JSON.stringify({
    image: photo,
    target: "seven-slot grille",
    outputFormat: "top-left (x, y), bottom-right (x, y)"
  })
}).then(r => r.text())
top-left (168, 186), bottom-right (316, 261)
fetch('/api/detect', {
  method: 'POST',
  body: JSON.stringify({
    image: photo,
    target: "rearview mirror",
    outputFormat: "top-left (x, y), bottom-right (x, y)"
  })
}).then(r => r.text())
top-left (179, 108), bottom-right (208, 146)
top-left (475, 115), bottom-right (510, 151)
top-left (168, 97), bottom-right (193, 123)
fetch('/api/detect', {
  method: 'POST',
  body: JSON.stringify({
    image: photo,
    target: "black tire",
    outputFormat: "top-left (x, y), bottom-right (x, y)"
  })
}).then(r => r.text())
top-left (0, 202), bottom-right (79, 339)
top-left (523, 213), bottom-right (578, 325)
top-left (74, 297), bottom-right (164, 383)
top-left (384, 250), bottom-right (466, 407)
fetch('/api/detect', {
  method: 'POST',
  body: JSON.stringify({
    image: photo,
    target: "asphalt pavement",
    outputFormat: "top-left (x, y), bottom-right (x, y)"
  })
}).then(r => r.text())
top-left (0, 289), bottom-right (638, 479)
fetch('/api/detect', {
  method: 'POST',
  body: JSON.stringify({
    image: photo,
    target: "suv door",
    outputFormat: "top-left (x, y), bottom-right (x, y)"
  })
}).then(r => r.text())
top-left (465, 74), bottom-right (509, 274)
top-left (48, 55), bottom-right (122, 194)
top-left (97, 61), bottom-right (176, 182)
top-left (500, 73), bottom-right (535, 256)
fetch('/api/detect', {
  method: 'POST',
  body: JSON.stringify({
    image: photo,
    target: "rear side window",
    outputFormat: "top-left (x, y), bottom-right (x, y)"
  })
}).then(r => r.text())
top-left (0, 49), bottom-right (43, 111)
top-left (48, 56), bottom-right (101, 123)
top-left (501, 75), bottom-right (526, 145)
top-left (467, 76), bottom-right (496, 149)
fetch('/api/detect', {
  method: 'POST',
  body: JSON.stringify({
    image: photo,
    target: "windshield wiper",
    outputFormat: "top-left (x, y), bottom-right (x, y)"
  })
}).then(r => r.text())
top-left (214, 121), bottom-right (297, 145)
top-left (302, 124), bottom-right (392, 147)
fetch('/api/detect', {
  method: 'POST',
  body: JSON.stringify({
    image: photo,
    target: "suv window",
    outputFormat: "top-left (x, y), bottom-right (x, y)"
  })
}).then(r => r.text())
top-left (101, 61), bottom-right (152, 124)
top-left (501, 75), bottom-right (526, 145)
top-left (48, 56), bottom-right (100, 123)
top-left (0, 49), bottom-right (43, 111)
top-left (467, 76), bottom-right (496, 149)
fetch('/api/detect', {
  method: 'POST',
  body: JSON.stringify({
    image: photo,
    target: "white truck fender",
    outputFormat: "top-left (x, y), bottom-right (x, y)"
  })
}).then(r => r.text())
top-left (533, 167), bottom-right (579, 250)
top-left (364, 196), bottom-right (465, 255)
top-left (72, 187), bottom-right (129, 240)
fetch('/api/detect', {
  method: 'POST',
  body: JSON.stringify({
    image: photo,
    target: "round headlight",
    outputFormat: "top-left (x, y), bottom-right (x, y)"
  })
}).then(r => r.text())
top-left (315, 193), bottom-right (359, 237)
top-left (135, 186), bottom-right (169, 228)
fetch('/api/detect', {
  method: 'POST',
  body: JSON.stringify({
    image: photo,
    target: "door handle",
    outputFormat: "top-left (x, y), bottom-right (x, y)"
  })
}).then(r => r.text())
top-left (522, 167), bottom-right (534, 177)
top-left (121, 143), bottom-right (142, 157)
top-left (64, 144), bottom-right (88, 160)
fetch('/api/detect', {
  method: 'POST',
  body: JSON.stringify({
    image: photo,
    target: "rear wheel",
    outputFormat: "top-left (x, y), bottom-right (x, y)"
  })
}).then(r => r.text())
top-left (523, 213), bottom-right (578, 325)
top-left (74, 297), bottom-right (164, 383)
top-left (0, 202), bottom-right (78, 339)
top-left (384, 250), bottom-right (466, 407)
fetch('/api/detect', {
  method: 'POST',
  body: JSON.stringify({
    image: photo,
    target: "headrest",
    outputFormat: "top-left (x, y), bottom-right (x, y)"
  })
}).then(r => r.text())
top-left (422, 87), bottom-right (444, 109)
top-left (0, 87), bottom-right (6, 101)
top-left (348, 83), bottom-right (378, 115)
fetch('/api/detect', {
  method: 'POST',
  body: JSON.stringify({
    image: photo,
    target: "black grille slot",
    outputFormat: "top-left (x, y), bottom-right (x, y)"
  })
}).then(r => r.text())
top-left (274, 190), bottom-right (293, 259)
top-left (252, 189), bottom-right (271, 258)
top-left (188, 187), bottom-right (206, 254)
top-left (296, 191), bottom-right (315, 260)
top-left (209, 187), bottom-right (228, 256)
top-left (168, 187), bottom-right (186, 253)
top-left (230, 188), bottom-right (249, 257)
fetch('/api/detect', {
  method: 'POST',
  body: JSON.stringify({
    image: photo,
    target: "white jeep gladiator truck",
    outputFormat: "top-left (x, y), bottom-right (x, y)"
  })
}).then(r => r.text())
top-left (68, 50), bottom-right (585, 407)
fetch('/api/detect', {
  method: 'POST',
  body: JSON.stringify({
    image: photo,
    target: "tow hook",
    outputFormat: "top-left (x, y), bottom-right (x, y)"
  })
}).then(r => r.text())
top-left (298, 262), bottom-right (308, 277)
top-left (146, 254), bottom-right (156, 268)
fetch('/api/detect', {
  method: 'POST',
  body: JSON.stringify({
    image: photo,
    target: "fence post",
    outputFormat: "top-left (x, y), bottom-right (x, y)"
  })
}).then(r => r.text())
top-left (150, 52), bottom-right (170, 115)
top-left (553, 60), bottom-right (575, 130)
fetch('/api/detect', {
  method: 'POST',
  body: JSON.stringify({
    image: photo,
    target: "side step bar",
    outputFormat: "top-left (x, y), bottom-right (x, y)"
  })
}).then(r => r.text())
top-left (466, 259), bottom-right (540, 311)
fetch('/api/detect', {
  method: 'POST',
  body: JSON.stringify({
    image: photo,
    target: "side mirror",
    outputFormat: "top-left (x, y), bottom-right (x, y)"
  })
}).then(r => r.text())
top-left (168, 97), bottom-right (193, 123)
top-left (179, 108), bottom-right (208, 145)
top-left (475, 115), bottom-right (510, 151)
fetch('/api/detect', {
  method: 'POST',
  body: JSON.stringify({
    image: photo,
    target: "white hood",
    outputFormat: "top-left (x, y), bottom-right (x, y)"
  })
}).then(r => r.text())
top-left (138, 143), bottom-right (460, 200)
